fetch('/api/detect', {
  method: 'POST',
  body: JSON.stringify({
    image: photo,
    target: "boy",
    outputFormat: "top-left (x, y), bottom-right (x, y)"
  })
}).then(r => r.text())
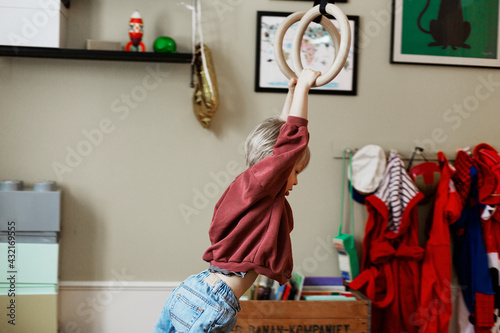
top-left (153, 69), bottom-right (320, 333)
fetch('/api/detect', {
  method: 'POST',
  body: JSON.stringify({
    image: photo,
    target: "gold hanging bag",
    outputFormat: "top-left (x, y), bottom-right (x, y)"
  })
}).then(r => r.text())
top-left (192, 43), bottom-right (219, 129)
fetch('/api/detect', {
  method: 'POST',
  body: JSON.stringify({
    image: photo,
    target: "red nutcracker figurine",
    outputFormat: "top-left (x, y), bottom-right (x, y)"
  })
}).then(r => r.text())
top-left (126, 10), bottom-right (146, 52)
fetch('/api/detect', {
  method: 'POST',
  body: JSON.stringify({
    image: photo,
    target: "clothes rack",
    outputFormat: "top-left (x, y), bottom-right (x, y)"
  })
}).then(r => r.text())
top-left (333, 147), bottom-right (456, 162)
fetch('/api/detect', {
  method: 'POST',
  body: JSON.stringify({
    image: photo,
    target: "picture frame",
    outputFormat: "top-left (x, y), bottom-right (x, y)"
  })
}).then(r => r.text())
top-left (255, 11), bottom-right (359, 95)
top-left (391, 0), bottom-right (500, 68)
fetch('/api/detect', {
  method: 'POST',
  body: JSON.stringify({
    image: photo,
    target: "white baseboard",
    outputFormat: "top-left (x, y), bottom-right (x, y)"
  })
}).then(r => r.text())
top-left (58, 281), bottom-right (180, 333)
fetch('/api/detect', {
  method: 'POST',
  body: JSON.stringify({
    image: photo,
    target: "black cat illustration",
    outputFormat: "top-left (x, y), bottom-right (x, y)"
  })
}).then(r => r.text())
top-left (418, 0), bottom-right (471, 50)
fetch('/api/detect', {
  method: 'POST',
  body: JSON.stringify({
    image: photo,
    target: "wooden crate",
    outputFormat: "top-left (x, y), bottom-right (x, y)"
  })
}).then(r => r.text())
top-left (233, 294), bottom-right (370, 332)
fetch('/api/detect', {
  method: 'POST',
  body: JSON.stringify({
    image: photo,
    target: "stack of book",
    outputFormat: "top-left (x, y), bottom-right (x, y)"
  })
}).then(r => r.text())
top-left (301, 276), bottom-right (355, 301)
top-left (239, 274), bottom-right (356, 301)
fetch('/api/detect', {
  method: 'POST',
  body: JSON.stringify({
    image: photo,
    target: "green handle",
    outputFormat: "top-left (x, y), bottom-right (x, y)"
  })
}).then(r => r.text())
top-left (339, 148), bottom-right (354, 236)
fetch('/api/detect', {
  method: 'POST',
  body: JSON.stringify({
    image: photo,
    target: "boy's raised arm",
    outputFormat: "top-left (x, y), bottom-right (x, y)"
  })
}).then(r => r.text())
top-left (287, 69), bottom-right (321, 120)
top-left (280, 78), bottom-right (298, 120)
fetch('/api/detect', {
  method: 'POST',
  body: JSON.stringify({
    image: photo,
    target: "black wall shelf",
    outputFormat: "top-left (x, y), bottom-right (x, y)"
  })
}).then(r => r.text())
top-left (0, 45), bottom-right (192, 63)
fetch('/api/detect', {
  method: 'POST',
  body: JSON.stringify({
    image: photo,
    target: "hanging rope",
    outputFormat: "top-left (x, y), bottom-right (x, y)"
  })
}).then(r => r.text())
top-left (190, 0), bottom-right (213, 94)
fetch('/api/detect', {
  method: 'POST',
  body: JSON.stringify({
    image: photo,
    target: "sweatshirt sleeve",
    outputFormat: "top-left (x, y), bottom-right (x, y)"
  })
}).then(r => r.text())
top-left (250, 116), bottom-right (309, 197)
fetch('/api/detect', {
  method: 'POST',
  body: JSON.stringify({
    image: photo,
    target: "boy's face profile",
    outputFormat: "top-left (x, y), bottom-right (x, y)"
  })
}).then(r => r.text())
top-left (285, 159), bottom-right (307, 196)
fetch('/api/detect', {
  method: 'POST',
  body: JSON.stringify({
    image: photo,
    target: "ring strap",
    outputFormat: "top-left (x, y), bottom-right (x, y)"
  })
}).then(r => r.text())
top-left (313, 0), bottom-right (335, 23)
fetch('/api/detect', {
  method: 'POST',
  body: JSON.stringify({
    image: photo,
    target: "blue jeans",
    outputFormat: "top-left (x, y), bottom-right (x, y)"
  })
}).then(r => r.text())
top-left (153, 270), bottom-right (241, 333)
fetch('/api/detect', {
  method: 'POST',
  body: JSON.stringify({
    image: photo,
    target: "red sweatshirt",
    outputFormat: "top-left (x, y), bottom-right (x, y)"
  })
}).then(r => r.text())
top-left (202, 116), bottom-right (309, 285)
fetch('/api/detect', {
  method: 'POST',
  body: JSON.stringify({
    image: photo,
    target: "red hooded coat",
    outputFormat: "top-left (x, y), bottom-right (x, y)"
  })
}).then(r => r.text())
top-left (349, 153), bottom-right (424, 333)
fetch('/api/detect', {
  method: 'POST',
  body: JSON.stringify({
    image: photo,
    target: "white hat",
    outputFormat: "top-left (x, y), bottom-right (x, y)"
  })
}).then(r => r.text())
top-left (348, 145), bottom-right (387, 195)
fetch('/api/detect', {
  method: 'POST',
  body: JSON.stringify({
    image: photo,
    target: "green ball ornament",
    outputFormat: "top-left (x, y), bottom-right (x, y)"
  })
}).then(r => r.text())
top-left (153, 37), bottom-right (177, 53)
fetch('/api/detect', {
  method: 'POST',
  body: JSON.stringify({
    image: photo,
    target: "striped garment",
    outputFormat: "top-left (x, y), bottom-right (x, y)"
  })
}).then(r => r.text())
top-left (375, 153), bottom-right (420, 233)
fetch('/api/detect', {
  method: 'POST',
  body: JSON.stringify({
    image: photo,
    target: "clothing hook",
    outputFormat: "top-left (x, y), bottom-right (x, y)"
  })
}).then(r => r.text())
top-left (407, 147), bottom-right (427, 171)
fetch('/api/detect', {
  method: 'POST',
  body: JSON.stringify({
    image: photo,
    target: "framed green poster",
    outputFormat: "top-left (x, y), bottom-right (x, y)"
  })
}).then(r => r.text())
top-left (391, 0), bottom-right (500, 68)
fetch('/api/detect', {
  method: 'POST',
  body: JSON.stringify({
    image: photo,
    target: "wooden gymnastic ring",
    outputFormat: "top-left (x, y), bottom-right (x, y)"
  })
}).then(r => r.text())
top-left (273, 11), bottom-right (341, 81)
top-left (292, 4), bottom-right (351, 87)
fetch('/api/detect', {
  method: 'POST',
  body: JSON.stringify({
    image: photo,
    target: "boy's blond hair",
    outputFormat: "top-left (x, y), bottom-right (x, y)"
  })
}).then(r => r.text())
top-left (245, 117), bottom-right (310, 168)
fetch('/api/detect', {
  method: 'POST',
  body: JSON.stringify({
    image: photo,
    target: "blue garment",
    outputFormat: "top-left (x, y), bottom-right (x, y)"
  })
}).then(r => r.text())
top-left (153, 270), bottom-right (240, 333)
top-left (450, 166), bottom-right (494, 314)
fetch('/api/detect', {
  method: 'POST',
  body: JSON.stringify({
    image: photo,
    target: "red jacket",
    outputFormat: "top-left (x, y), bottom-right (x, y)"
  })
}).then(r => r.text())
top-left (417, 152), bottom-right (462, 332)
top-left (349, 153), bottom-right (424, 333)
top-left (203, 116), bottom-right (309, 285)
